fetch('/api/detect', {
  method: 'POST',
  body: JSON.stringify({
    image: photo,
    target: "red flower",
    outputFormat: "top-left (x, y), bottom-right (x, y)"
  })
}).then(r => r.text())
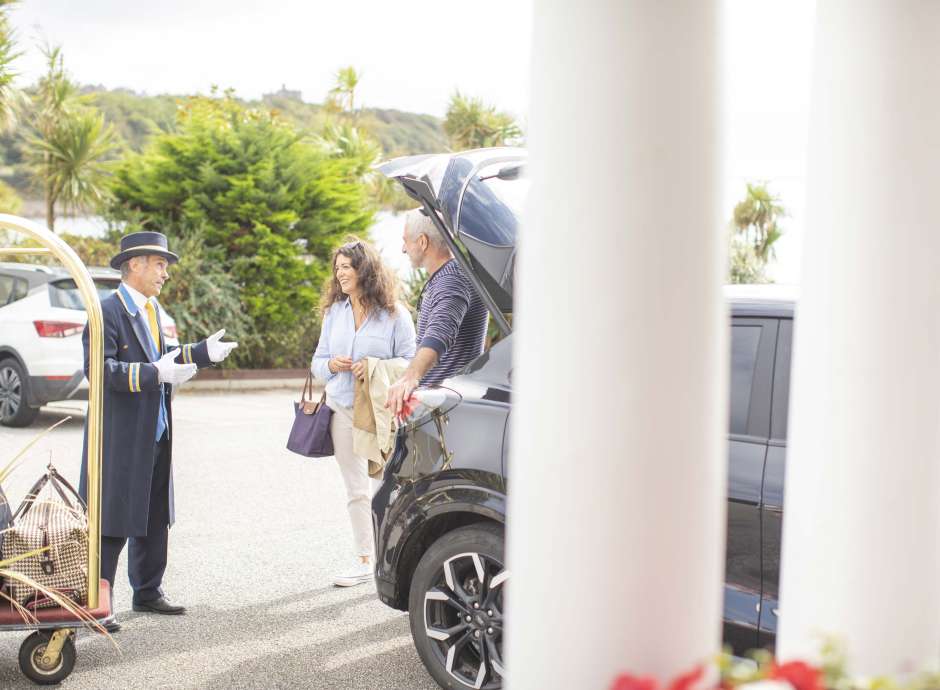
top-left (610, 673), bottom-right (659, 690)
top-left (611, 666), bottom-right (707, 690)
top-left (768, 661), bottom-right (824, 690)
top-left (668, 665), bottom-right (705, 690)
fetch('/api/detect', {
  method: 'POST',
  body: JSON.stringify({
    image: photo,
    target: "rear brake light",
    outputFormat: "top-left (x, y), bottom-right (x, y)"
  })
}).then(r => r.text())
top-left (162, 323), bottom-right (178, 340)
top-left (33, 320), bottom-right (83, 338)
top-left (400, 388), bottom-right (448, 421)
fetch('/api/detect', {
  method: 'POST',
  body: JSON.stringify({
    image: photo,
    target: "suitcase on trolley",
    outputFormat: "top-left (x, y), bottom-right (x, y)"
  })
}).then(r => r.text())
top-left (1, 465), bottom-right (88, 610)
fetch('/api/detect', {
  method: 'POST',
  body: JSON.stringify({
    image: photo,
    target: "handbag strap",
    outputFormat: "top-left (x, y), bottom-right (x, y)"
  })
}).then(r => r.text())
top-left (300, 372), bottom-right (328, 412)
top-left (14, 473), bottom-right (51, 521)
top-left (300, 372), bottom-right (314, 404)
top-left (47, 467), bottom-right (85, 512)
top-left (13, 466), bottom-right (85, 520)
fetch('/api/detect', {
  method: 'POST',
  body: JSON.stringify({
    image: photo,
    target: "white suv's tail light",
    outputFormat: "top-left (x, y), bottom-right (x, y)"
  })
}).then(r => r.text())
top-left (33, 320), bottom-right (83, 338)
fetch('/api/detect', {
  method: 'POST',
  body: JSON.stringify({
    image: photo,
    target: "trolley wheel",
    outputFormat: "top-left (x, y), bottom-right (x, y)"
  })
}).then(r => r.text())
top-left (18, 631), bottom-right (76, 685)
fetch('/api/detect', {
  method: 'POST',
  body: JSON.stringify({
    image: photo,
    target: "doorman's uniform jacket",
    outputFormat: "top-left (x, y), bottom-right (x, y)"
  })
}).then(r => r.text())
top-left (80, 288), bottom-right (211, 538)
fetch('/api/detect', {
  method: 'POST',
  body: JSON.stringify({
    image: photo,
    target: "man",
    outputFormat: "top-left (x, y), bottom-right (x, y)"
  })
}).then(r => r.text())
top-left (80, 231), bottom-right (237, 630)
top-left (386, 209), bottom-right (488, 416)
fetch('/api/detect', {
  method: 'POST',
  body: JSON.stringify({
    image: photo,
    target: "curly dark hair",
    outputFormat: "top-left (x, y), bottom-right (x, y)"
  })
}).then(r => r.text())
top-left (319, 236), bottom-right (400, 317)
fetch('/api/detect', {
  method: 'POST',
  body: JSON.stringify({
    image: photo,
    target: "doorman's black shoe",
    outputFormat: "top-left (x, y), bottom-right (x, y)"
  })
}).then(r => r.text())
top-left (132, 597), bottom-right (186, 615)
top-left (103, 620), bottom-right (121, 633)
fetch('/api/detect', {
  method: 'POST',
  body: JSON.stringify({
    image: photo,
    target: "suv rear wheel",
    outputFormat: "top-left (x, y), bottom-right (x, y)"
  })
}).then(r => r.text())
top-left (0, 358), bottom-right (39, 427)
top-left (408, 523), bottom-right (507, 689)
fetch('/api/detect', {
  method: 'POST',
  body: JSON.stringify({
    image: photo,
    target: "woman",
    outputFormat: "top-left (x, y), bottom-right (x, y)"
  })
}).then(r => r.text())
top-left (311, 237), bottom-right (416, 587)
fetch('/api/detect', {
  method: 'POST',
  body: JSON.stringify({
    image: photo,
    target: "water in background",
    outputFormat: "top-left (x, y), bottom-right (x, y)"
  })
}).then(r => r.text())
top-left (23, 216), bottom-right (109, 238)
top-left (368, 211), bottom-right (412, 279)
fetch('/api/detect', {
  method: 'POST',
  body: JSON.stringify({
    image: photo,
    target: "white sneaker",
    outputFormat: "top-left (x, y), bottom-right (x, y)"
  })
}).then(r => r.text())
top-left (333, 561), bottom-right (373, 587)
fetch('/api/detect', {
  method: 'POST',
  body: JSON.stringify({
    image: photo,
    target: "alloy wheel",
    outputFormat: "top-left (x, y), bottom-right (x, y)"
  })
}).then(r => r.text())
top-left (0, 364), bottom-right (22, 419)
top-left (423, 551), bottom-right (508, 689)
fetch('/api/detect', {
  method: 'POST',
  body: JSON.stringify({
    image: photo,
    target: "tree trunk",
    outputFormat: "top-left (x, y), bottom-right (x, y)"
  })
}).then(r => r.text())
top-left (45, 187), bottom-right (55, 233)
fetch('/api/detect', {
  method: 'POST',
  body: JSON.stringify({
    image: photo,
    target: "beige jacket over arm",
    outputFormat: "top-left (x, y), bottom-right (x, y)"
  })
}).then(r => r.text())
top-left (352, 357), bottom-right (409, 477)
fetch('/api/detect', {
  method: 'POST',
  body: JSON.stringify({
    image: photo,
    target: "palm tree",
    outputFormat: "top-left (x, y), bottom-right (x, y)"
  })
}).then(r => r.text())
top-left (316, 121), bottom-right (381, 176)
top-left (25, 45), bottom-right (115, 231)
top-left (732, 182), bottom-right (785, 262)
top-left (315, 119), bottom-right (400, 210)
top-left (0, 0), bottom-right (22, 132)
top-left (329, 66), bottom-right (361, 116)
top-left (444, 91), bottom-right (522, 150)
top-left (728, 182), bottom-right (786, 284)
top-left (28, 109), bottom-right (114, 228)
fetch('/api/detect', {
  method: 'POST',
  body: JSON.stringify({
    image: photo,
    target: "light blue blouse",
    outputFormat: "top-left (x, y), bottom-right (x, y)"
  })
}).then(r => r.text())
top-left (311, 299), bottom-right (417, 408)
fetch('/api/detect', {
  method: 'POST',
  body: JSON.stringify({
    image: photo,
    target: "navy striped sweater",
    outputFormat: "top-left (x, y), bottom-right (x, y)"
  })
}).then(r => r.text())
top-left (417, 259), bottom-right (488, 386)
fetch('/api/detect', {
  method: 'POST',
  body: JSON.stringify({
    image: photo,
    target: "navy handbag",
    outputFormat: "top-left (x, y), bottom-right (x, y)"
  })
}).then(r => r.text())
top-left (286, 373), bottom-right (334, 458)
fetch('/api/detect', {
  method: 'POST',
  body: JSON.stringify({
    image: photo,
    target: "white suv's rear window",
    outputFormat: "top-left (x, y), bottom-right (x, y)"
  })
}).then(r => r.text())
top-left (49, 279), bottom-right (119, 310)
top-left (0, 275), bottom-right (28, 306)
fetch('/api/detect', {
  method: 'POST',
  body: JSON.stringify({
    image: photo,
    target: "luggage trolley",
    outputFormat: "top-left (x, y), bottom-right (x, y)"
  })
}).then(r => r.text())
top-left (0, 215), bottom-right (113, 684)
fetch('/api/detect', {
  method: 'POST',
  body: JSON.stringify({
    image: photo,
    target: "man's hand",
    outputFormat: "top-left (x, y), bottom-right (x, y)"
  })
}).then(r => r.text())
top-left (154, 349), bottom-right (198, 386)
top-left (329, 356), bottom-right (353, 374)
top-left (351, 359), bottom-right (367, 381)
top-left (385, 347), bottom-right (438, 419)
top-left (386, 372), bottom-right (420, 420)
top-left (206, 329), bottom-right (238, 363)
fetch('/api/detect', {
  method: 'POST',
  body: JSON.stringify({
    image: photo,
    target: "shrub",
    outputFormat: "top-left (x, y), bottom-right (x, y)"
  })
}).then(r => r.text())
top-left (106, 92), bottom-right (374, 367)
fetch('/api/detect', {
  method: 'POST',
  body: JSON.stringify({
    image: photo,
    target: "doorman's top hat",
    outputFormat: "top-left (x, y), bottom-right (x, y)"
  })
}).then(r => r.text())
top-left (109, 231), bottom-right (180, 270)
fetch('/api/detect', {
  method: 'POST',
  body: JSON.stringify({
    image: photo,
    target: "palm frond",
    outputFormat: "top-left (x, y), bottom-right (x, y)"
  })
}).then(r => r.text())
top-left (329, 66), bottom-right (361, 113)
top-left (0, 587), bottom-right (38, 626)
top-left (0, 568), bottom-right (115, 645)
top-left (0, 3), bottom-right (20, 131)
top-left (444, 90), bottom-right (523, 150)
top-left (26, 107), bottom-right (116, 214)
top-left (0, 544), bottom-right (53, 570)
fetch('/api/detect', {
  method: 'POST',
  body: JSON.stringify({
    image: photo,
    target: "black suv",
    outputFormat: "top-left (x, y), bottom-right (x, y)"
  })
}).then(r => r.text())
top-left (373, 149), bottom-right (792, 689)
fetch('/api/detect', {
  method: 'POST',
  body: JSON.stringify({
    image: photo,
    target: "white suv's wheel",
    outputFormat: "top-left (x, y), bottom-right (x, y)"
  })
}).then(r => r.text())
top-left (0, 359), bottom-right (39, 427)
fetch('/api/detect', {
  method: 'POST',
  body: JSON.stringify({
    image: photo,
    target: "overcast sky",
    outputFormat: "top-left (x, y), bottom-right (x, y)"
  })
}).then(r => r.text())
top-left (9, 1), bottom-right (817, 283)
top-left (9, 0), bottom-right (534, 118)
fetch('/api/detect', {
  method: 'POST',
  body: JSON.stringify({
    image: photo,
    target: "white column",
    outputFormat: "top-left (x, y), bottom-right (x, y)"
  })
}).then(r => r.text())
top-left (507, 2), bottom-right (725, 687)
top-left (778, 0), bottom-right (940, 674)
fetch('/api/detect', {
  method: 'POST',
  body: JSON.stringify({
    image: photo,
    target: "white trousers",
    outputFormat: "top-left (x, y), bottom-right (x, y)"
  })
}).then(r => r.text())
top-left (328, 400), bottom-right (375, 559)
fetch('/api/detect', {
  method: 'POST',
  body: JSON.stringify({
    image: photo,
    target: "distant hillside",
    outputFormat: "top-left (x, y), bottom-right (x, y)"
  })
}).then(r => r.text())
top-left (0, 86), bottom-right (449, 199)
top-left (89, 86), bottom-right (449, 157)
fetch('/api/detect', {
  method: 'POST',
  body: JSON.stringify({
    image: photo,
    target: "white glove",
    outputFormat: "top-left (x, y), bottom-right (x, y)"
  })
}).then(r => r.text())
top-left (206, 329), bottom-right (238, 363)
top-left (154, 348), bottom-right (198, 386)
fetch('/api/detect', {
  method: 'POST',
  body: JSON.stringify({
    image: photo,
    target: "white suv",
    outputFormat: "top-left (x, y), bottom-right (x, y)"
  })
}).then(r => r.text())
top-left (0, 263), bottom-right (178, 427)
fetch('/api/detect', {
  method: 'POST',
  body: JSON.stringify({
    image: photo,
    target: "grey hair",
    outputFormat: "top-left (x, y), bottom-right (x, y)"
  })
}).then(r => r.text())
top-left (404, 208), bottom-right (448, 252)
top-left (120, 260), bottom-right (133, 279)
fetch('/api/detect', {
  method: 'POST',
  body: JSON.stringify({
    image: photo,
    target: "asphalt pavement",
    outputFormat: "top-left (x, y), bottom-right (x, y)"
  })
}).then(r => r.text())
top-left (0, 390), bottom-right (438, 690)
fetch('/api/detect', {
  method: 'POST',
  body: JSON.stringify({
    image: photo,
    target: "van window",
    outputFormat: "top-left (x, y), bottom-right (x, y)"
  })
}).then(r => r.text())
top-left (0, 275), bottom-right (27, 307)
top-left (49, 278), bottom-right (119, 310)
top-left (729, 318), bottom-right (778, 438)
top-left (730, 325), bottom-right (762, 435)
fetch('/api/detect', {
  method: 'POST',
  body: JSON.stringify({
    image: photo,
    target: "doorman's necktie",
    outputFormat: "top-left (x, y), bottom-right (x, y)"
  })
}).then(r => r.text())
top-left (145, 301), bottom-right (161, 352)
top-left (145, 300), bottom-right (168, 441)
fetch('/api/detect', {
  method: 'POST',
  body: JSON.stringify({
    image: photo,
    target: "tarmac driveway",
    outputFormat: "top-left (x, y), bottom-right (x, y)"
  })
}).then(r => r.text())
top-left (0, 390), bottom-right (437, 690)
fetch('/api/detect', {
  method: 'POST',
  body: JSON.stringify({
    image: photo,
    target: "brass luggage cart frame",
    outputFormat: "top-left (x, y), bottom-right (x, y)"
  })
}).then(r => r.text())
top-left (0, 214), bottom-right (112, 685)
